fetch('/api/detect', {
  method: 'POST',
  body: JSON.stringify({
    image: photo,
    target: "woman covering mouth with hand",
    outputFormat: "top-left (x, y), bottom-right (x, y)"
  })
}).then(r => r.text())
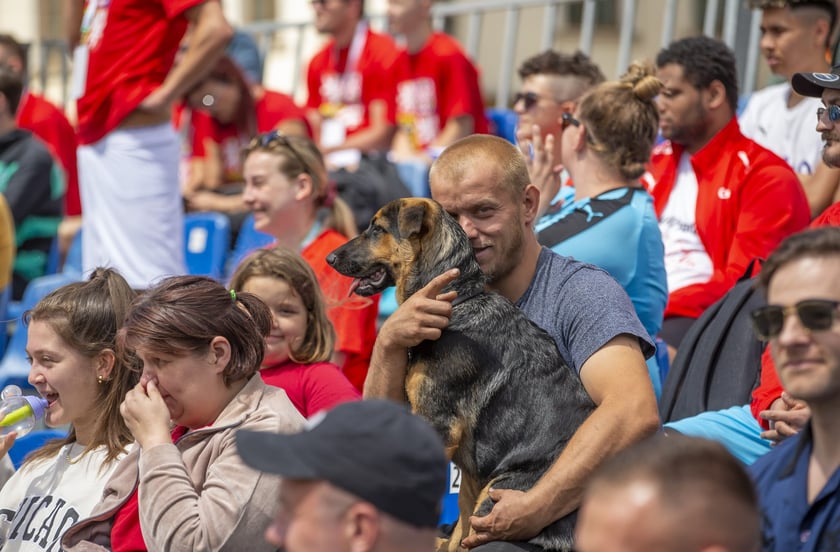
top-left (62, 275), bottom-right (305, 552)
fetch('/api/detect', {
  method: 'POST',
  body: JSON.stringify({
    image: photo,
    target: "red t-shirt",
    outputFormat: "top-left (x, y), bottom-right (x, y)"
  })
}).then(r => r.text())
top-left (259, 359), bottom-right (360, 418)
top-left (17, 92), bottom-right (81, 216)
top-left (395, 32), bottom-right (487, 150)
top-left (301, 228), bottom-right (379, 392)
top-left (109, 426), bottom-right (189, 551)
top-left (76, 0), bottom-right (203, 145)
top-left (306, 27), bottom-right (401, 136)
top-left (190, 90), bottom-right (309, 183)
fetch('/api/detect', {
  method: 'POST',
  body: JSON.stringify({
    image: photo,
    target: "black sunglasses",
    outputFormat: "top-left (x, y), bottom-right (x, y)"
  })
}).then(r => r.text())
top-left (257, 130), bottom-right (310, 172)
top-left (512, 91), bottom-right (545, 110)
top-left (561, 112), bottom-right (581, 130)
top-left (750, 299), bottom-right (840, 340)
top-left (818, 105), bottom-right (840, 123)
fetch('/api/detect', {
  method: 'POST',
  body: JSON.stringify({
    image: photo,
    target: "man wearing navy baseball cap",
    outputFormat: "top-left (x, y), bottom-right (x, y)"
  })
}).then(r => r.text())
top-left (236, 399), bottom-right (448, 551)
top-left (793, 64), bottom-right (840, 168)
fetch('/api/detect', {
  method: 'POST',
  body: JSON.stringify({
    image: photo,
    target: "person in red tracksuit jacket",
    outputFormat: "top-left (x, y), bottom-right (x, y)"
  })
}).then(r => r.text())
top-left (646, 36), bottom-right (810, 362)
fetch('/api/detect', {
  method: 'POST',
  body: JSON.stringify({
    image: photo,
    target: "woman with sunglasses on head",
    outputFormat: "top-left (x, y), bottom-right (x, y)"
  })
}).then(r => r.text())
top-left (240, 132), bottom-right (377, 392)
top-left (0, 268), bottom-right (139, 551)
top-left (62, 275), bottom-right (305, 551)
top-left (179, 55), bottom-right (310, 222)
top-left (534, 62), bottom-right (669, 396)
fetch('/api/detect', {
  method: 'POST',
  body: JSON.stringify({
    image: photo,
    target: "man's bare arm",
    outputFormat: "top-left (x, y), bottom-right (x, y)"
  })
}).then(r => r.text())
top-left (139, 0), bottom-right (233, 113)
top-left (325, 99), bottom-right (396, 154)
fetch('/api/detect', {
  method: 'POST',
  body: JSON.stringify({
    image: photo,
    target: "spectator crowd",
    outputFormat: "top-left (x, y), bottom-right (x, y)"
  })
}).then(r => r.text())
top-left (0, 0), bottom-right (839, 551)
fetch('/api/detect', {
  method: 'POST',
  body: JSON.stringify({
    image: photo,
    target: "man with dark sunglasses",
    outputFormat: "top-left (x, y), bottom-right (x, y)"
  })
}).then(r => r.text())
top-left (748, 60), bottom-right (840, 452)
top-left (748, 226), bottom-right (840, 552)
top-left (512, 50), bottom-right (605, 219)
top-left (739, 0), bottom-right (838, 219)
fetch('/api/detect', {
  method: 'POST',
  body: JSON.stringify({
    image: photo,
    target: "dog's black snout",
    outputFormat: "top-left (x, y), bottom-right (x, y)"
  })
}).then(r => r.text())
top-left (326, 251), bottom-right (338, 267)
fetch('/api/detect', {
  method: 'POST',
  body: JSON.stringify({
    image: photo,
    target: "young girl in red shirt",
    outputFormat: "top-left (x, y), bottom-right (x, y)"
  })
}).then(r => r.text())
top-left (229, 246), bottom-right (360, 417)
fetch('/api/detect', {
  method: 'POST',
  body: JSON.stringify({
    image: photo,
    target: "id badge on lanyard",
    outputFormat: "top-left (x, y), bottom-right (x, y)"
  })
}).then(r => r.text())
top-left (320, 22), bottom-right (367, 145)
top-left (322, 22), bottom-right (367, 167)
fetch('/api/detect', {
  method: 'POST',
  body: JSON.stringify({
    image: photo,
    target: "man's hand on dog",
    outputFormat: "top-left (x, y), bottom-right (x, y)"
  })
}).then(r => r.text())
top-left (378, 269), bottom-right (460, 349)
top-left (461, 488), bottom-right (548, 548)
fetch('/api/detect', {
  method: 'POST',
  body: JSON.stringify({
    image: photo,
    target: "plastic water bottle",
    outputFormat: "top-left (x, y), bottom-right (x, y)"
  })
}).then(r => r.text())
top-left (0, 386), bottom-right (48, 437)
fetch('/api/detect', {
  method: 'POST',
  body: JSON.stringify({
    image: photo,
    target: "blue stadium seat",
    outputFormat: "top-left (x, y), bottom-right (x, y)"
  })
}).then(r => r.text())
top-left (226, 213), bottom-right (275, 279)
top-left (8, 428), bottom-right (68, 469)
top-left (486, 108), bottom-right (519, 144)
top-left (43, 236), bottom-right (61, 276)
top-left (0, 272), bottom-right (80, 391)
top-left (440, 462), bottom-right (461, 526)
top-left (63, 229), bottom-right (83, 278)
top-left (184, 212), bottom-right (231, 281)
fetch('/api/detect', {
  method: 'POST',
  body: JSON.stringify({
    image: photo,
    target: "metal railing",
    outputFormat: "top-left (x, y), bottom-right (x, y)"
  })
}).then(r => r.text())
top-left (32, 0), bottom-right (763, 110)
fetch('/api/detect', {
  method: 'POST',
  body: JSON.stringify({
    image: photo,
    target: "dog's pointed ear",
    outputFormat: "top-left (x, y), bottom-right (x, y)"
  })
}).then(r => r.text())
top-left (398, 200), bottom-right (428, 239)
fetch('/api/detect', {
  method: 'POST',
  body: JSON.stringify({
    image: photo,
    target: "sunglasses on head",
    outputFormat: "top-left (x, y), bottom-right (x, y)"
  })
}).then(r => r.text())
top-left (750, 299), bottom-right (840, 340)
top-left (818, 105), bottom-right (840, 123)
top-left (257, 130), bottom-right (310, 172)
top-left (561, 112), bottom-right (581, 130)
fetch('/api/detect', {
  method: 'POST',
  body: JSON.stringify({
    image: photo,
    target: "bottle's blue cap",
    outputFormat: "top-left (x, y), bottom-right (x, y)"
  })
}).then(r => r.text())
top-left (23, 395), bottom-right (48, 421)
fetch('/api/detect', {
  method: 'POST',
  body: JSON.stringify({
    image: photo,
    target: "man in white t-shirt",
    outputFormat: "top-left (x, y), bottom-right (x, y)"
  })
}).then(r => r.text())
top-left (739, 0), bottom-right (839, 217)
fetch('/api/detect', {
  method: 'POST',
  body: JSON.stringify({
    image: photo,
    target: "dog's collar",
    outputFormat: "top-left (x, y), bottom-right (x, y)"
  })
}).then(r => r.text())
top-left (450, 287), bottom-right (483, 307)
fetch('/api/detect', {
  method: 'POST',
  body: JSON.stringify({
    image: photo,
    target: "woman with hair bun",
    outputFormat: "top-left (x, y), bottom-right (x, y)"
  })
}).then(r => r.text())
top-left (535, 62), bottom-right (668, 396)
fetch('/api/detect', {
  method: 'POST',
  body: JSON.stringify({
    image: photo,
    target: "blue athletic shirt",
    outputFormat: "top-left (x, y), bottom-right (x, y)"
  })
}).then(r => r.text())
top-left (535, 186), bottom-right (667, 340)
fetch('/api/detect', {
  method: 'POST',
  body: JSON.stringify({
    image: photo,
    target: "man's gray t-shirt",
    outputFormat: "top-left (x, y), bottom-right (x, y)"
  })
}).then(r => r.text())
top-left (516, 247), bottom-right (654, 374)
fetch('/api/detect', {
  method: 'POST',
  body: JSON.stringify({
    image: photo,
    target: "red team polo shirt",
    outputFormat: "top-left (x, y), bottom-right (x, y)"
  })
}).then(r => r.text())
top-left (395, 32), bottom-right (487, 150)
top-left (76, 0), bottom-right (204, 145)
top-left (306, 27), bottom-right (401, 136)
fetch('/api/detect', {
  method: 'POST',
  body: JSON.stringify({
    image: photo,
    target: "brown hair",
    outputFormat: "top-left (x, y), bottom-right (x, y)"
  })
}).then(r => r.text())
top-left (228, 246), bottom-right (336, 363)
top-left (577, 62), bottom-right (662, 180)
top-left (517, 49), bottom-right (606, 102)
top-left (118, 275), bottom-right (272, 386)
top-left (189, 55), bottom-right (256, 135)
top-left (430, 134), bottom-right (530, 200)
top-left (242, 133), bottom-right (357, 239)
top-left (24, 268), bottom-right (139, 467)
top-left (758, 226), bottom-right (840, 289)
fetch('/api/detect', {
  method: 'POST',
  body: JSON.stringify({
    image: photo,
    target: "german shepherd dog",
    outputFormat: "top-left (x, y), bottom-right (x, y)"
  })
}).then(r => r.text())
top-left (327, 198), bottom-right (596, 552)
